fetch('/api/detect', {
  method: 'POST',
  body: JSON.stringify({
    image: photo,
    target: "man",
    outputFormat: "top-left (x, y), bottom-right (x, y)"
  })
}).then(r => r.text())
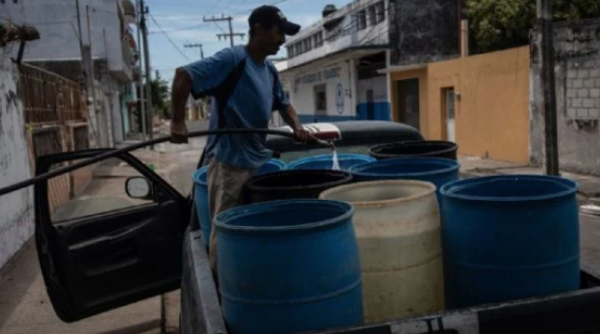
top-left (169, 5), bottom-right (310, 271)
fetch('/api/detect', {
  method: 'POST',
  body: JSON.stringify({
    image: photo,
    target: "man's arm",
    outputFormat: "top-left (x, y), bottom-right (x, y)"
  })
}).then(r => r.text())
top-left (169, 48), bottom-right (235, 144)
top-left (170, 68), bottom-right (192, 143)
top-left (270, 65), bottom-right (310, 142)
top-left (279, 105), bottom-right (310, 142)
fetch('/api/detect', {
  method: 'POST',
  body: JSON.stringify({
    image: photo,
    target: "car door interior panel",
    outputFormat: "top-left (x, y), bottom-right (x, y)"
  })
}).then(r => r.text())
top-left (34, 149), bottom-right (189, 322)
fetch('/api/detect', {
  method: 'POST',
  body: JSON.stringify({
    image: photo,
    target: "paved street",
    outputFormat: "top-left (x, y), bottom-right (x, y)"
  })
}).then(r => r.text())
top-left (0, 120), bottom-right (208, 334)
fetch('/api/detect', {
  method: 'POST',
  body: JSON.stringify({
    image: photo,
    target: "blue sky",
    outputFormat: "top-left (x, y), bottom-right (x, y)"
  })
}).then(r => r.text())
top-left (146, 0), bottom-right (352, 84)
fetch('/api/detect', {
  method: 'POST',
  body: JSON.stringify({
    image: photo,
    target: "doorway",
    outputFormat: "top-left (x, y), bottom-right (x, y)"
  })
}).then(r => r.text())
top-left (441, 87), bottom-right (456, 142)
top-left (396, 78), bottom-right (420, 130)
top-left (366, 89), bottom-right (375, 120)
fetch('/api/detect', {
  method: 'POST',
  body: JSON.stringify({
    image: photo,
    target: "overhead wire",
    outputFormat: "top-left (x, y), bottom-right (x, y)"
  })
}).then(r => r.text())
top-left (148, 13), bottom-right (192, 61)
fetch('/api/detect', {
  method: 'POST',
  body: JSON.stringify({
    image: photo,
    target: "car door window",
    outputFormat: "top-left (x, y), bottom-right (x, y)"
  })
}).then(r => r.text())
top-left (34, 149), bottom-right (187, 322)
top-left (48, 157), bottom-right (155, 223)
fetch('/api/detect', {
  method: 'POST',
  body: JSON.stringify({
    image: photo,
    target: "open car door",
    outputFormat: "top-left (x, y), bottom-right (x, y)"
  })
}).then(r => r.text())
top-left (34, 149), bottom-right (189, 322)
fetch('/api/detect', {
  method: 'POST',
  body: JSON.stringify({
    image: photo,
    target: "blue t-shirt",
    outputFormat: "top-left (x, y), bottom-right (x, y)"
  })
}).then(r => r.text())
top-left (183, 45), bottom-right (289, 169)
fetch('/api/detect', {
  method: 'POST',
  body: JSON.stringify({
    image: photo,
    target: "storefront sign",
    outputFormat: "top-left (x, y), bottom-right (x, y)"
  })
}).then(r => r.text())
top-left (295, 66), bottom-right (342, 87)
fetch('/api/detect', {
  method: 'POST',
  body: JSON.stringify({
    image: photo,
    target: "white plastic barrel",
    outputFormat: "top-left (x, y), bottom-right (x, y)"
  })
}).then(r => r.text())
top-left (320, 180), bottom-right (444, 322)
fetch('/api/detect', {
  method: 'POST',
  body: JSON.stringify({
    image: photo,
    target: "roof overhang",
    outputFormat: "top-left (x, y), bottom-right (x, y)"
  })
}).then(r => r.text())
top-left (377, 64), bottom-right (428, 74)
top-left (281, 45), bottom-right (389, 74)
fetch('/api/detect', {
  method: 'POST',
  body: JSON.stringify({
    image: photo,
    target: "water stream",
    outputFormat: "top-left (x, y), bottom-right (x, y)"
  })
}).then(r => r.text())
top-left (331, 144), bottom-right (341, 171)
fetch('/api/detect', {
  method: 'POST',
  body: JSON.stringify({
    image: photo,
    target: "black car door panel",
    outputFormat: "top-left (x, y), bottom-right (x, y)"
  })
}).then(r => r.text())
top-left (34, 149), bottom-right (189, 322)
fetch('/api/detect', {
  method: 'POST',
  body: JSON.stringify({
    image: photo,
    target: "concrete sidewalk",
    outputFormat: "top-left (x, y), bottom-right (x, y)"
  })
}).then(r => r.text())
top-left (0, 240), bottom-right (164, 334)
top-left (459, 156), bottom-right (600, 202)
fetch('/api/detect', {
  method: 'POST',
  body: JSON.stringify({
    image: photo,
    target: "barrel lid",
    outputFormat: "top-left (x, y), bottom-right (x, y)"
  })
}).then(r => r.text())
top-left (440, 175), bottom-right (578, 202)
top-left (320, 180), bottom-right (437, 207)
top-left (215, 199), bottom-right (355, 233)
top-left (350, 157), bottom-right (460, 178)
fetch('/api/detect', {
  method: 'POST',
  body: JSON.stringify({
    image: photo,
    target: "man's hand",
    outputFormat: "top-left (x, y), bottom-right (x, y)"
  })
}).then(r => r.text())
top-left (293, 126), bottom-right (311, 142)
top-left (170, 120), bottom-right (189, 144)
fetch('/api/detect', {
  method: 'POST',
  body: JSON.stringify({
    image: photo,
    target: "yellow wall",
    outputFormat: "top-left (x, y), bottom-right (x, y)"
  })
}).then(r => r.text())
top-left (391, 47), bottom-right (531, 163)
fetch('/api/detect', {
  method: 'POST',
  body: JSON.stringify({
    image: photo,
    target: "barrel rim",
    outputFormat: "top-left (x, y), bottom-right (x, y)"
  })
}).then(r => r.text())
top-left (287, 154), bottom-right (375, 169)
top-left (370, 140), bottom-right (457, 158)
top-left (215, 199), bottom-right (355, 232)
top-left (349, 157), bottom-right (460, 178)
top-left (244, 169), bottom-right (353, 192)
top-left (320, 180), bottom-right (437, 207)
top-left (266, 158), bottom-right (287, 169)
top-left (440, 174), bottom-right (579, 202)
top-left (191, 166), bottom-right (208, 186)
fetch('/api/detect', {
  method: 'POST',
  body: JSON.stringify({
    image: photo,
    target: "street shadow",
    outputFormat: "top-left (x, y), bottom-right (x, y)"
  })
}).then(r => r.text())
top-left (0, 239), bottom-right (41, 328)
top-left (95, 319), bottom-right (164, 334)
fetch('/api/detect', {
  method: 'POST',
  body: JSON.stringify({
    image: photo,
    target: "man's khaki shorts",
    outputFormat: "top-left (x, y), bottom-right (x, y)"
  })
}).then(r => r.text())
top-left (207, 159), bottom-right (256, 273)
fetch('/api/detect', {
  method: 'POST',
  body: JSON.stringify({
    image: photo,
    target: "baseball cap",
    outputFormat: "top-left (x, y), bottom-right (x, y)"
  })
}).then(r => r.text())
top-left (248, 5), bottom-right (301, 36)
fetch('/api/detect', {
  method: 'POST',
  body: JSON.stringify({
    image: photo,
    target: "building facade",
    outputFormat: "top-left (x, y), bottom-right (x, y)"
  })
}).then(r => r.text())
top-left (279, 0), bottom-right (390, 123)
top-left (2, 0), bottom-right (139, 147)
top-left (0, 51), bottom-right (34, 269)
top-left (278, 0), bottom-right (461, 125)
top-left (530, 19), bottom-right (600, 175)
top-left (387, 47), bottom-right (531, 164)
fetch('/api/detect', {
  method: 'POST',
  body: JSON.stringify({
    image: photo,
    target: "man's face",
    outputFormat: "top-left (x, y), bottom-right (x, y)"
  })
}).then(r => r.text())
top-left (256, 24), bottom-right (286, 55)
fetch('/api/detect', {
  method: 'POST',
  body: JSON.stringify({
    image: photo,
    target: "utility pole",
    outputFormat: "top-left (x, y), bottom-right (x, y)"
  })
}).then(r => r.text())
top-left (203, 15), bottom-right (245, 47)
top-left (84, 4), bottom-right (105, 147)
top-left (184, 43), bottom-right (204, 59)
top-left (537, 0), bottom-right (559, 176)
top-left (75, 0), bottom-right (98, 144)
top-left (135, 0), bottom-right (146, 141)
top-left (140, 0), bottom-right (154, 147)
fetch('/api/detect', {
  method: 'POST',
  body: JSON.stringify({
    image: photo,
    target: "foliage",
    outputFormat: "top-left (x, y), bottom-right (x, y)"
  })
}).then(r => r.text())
top-left (466, 0), bottom-right (600, 53)
top-left (150, 71), bottom-right (171, 119)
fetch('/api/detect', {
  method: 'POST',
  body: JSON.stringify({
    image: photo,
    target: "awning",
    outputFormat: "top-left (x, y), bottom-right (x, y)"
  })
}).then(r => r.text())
top-left (377, 64), bottom-right (427, 74)
top-left (280, 45), bottom-right (389, 74)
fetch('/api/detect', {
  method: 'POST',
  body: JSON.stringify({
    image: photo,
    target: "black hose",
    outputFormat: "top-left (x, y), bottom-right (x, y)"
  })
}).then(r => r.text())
top-left (0, 128), bottom-right (300, 197)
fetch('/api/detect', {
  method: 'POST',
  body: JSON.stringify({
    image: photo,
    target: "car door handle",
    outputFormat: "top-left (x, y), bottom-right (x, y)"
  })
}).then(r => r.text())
top-left (69, 220), bottom-right (149, 251)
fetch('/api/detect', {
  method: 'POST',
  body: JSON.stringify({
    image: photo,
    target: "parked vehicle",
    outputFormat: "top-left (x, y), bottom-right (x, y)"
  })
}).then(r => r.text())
top-left (29, 120), bottom-right (600, 334)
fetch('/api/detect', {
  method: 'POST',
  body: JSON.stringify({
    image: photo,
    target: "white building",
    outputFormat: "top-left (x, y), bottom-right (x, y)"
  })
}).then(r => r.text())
top-left (2, 0), bottom-right (140, 146)
top-left (278, 0), bottom-right (390, 124)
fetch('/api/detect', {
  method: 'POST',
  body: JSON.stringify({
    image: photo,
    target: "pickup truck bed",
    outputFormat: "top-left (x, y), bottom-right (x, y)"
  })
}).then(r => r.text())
top-left (181, 213), bottom-right (600, 334)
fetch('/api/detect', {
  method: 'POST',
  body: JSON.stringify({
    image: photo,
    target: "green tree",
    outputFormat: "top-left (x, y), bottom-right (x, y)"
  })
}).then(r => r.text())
top-left (150, 71), bottom-right (171, 119)
top-left (466, 0), bottom-right (600, 54)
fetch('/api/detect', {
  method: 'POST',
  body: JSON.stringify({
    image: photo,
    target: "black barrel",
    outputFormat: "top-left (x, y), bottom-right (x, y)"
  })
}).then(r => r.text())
top-left (369, 141), bottom-right (458, 160)
top-left (243, 170), bottom-right (353, 204)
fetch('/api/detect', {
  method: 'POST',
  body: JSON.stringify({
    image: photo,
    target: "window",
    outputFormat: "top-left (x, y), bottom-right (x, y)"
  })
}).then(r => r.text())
top-left (305, 38), bottom-right (312, 52)
top-left (368, 5), bottom-right (377, 26)
top-left (375, 1), bottom-right (385, 23)
top-left (357, 10), bottom-right (367, 30)
top-left (287, 46), bottom-right (294, 58)
top-left (314, 84), bottom-right (327, 114)
top-left (48, 158), bottom-right (155, 222)
top-left (317, 31), bottom-right (324, 46)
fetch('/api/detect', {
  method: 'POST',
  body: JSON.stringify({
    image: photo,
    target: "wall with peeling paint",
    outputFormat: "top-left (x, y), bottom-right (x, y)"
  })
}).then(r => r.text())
top-left (0, 50), bottom-right (35, 269)
top-left (530, 19), bottom-right (600, 175)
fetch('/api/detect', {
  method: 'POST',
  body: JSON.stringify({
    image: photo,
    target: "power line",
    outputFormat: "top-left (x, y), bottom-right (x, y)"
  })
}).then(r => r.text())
top-left (184, 42), bottom-right (204, 59)
top-left (149, 13), bottom-right (192, 61)
top-left (203, 15), bottom-right (245, 47)
top-left (148, 23), bottom-right (210, 35)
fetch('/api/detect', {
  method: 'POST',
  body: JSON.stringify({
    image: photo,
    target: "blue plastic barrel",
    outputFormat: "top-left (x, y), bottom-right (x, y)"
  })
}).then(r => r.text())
top-left (192, 166), bottom-right (211, 246)
top-left (191, 159), bottom-right (286, 246)
top-left (257, 158), bottom-right (287, 175)
top-left (288, 154), bottom-right (376, 171)
top-left (440, 175), bottom-right (580, 308)
top-left (349, 157), bottom-right (460, 194)
top-left (216, 200), bottom-right (363, 334)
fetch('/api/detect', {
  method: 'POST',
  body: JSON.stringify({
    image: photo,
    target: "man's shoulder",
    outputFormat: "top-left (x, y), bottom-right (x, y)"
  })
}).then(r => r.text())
top-left (209, 46), bottom-right (246, 65)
